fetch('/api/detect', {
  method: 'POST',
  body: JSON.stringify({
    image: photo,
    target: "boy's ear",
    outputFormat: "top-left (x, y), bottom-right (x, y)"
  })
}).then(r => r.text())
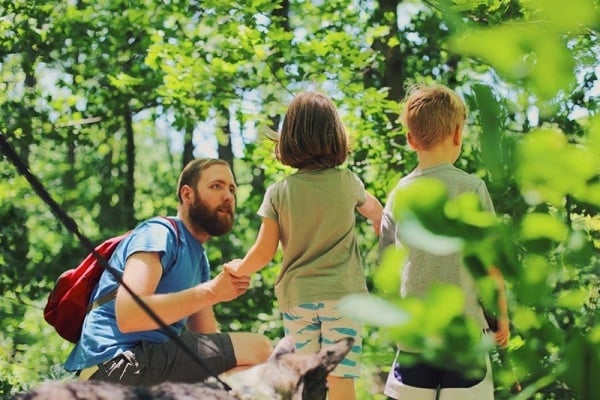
top-left (406, 131), bottom-right (419, 150)
top-left (452, 125), bottom-right (463, 145)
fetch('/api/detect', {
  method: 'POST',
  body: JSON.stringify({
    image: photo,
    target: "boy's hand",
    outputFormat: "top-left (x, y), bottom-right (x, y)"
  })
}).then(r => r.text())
top-left (495, 316), bottom-right (510, 347)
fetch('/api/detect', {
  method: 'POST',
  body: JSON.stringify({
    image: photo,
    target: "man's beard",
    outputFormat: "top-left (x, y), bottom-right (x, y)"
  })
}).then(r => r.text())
top-left (188, 192), bottom-right (234, 237)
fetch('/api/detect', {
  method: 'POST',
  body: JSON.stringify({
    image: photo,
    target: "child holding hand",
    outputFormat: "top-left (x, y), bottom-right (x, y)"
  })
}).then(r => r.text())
top-left (226, 91), bottom-right (382, 400)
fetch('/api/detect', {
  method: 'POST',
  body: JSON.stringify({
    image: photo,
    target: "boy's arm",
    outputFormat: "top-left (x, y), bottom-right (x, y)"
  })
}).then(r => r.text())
top-left (489, 266), bottom-right (510, 347)
top-left (357, 192), bottom-right (383, 235)
top-left (225, 217), bottom-right (280, 277)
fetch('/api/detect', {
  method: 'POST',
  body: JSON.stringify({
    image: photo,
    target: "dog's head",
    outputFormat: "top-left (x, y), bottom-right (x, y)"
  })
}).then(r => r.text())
top-left (223, 337), bottom-right (354, 400)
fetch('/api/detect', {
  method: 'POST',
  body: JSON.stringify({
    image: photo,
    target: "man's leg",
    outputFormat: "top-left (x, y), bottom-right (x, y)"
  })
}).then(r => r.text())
top-left (228, 331), bottom-right (272, 368)
top-left (90, 331), bottom-right (254, 385)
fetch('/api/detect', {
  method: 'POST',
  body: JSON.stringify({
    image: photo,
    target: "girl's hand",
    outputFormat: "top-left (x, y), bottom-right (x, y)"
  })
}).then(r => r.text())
top-left (223, 259), bottom-right (243, 277)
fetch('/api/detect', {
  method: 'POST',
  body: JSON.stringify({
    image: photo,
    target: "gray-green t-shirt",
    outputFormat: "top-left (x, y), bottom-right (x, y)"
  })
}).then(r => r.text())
top-left (259, 168), bottom-right (368, 311)
top-left (380, 163), bottom-right (494, 341)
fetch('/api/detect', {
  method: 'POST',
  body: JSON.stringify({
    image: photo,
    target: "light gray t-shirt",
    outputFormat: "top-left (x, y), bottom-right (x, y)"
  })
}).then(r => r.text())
top-left (380, 163), bottom-right (494, 347)
top-left (259, 168), bottom-right (368, 311)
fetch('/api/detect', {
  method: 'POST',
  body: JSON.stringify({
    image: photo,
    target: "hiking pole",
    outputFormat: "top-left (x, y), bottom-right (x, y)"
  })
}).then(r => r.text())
top-left (0, 132), bottom-right (232, 391)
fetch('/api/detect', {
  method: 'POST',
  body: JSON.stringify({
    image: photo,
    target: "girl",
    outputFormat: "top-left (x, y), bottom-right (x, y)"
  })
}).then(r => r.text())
top-left (225, 91), bottom-right (382, 400)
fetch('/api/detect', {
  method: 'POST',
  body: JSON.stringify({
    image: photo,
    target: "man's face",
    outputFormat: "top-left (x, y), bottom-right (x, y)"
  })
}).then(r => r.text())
top-left (188, 164), bottom-right (236, 236)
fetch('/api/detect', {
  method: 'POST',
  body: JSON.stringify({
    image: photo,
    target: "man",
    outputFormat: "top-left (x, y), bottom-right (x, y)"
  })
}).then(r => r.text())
top-left (65, 158), bottom-right (272, 385)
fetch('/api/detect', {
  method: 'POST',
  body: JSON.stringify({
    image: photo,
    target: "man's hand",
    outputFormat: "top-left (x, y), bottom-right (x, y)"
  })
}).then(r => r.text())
top-left (208, 268), bottom-right (250, 303)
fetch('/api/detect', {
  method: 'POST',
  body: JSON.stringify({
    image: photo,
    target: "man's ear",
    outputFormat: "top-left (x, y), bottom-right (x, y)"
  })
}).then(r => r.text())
top-left (180, 185), bottom-right (193, 203)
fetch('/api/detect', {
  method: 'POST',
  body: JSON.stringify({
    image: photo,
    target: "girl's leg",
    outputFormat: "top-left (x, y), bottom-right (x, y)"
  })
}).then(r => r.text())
top-left (327, 376), bottom-right (356, 400)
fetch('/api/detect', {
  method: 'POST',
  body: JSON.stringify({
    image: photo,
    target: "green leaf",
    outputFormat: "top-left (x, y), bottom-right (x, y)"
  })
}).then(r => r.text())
top-left (556, 288), bottom-right (588, 309)
top-left (374, 247), bottom-right (405, 295)
top-left (397, 215), bottom-right (464, 255)
top-left (339, 294), bottom-right (411, 327)
top-left (520, 213), bottom-right (568, 242)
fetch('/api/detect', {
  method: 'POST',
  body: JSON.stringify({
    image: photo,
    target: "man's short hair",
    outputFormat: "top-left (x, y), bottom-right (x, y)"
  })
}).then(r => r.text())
top-left (177, 158), bottom-right (231, 203)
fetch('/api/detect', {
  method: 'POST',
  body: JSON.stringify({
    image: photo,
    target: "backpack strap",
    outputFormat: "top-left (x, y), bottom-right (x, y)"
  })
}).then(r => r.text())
top-left (87, 288), bottom-right (118, 313)
top-left (87, 216), bottom-right (179, 313)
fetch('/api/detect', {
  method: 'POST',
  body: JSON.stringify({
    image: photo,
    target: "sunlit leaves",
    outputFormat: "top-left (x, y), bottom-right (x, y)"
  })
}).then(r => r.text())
top-left (516, 129), bottom-right (599, 207)
top-left (449, 0), bottom-right (598, 101)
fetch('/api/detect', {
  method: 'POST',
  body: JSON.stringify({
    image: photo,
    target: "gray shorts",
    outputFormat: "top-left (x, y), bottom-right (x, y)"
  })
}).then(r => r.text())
top-left (89, 331), bottom-right (236, 385)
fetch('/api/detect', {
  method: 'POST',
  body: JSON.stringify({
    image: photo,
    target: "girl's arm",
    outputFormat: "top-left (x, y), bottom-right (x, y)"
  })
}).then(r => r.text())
top-left (226, 217), bottom-right (280, 277)
top-left (357, 191), bottom-right (383, 235)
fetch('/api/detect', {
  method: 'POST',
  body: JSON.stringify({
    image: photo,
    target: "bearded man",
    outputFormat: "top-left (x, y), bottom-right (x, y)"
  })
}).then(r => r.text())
top-left (65, 158), bottom-right (272, 385)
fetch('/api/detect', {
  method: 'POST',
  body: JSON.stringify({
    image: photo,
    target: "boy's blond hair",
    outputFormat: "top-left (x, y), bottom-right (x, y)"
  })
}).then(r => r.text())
top-left (400, 84), bottom-right (467, 150)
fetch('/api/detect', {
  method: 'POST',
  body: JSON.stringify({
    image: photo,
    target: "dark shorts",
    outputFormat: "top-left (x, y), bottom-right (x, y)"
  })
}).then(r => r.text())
top-left (90, 331), bottom-right (236, 385)
top-left (393, 355), bottom-right (486, 389)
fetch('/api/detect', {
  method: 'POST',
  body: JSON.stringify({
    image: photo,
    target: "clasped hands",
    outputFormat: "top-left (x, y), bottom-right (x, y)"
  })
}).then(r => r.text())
top-left (211, 259), bottom-right (248, 302)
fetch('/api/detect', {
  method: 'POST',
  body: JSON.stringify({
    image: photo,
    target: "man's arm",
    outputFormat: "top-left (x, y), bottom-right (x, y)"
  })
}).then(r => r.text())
top-left (115, 251), bottom-right (250, 333)
top-left (187, 307), bottom-right (219, 333)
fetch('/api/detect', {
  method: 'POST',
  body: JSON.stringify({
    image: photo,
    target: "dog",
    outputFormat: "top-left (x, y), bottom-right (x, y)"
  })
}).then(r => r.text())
top-left (11, 337), bottom-right (354, 400)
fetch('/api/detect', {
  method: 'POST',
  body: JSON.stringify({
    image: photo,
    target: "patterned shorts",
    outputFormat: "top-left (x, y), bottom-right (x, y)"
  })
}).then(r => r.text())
top-left (282, 300), bottom-right (362, 378)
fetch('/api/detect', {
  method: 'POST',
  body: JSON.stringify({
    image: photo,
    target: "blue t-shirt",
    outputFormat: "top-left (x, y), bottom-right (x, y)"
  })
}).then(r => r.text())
top-left (64, 217), bottom-right (209, 371)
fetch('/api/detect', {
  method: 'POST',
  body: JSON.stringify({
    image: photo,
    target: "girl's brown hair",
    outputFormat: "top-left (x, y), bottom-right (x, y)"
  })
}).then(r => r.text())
top-left (276, 92), bottom-right (349, 169)
top-left (401, 84), bottom-right (467, 150)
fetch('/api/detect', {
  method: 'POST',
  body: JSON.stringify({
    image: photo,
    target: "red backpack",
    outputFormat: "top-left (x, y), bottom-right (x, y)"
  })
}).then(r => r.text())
top-left (43, 217), bottom-right (177, 343)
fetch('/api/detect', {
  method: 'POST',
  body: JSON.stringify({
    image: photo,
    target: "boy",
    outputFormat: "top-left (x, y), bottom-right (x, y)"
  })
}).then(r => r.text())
top-left (380, 84), bottom-right (509, 400)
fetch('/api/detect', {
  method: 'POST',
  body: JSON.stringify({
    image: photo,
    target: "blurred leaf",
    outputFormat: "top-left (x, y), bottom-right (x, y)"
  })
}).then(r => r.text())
top-left (397, 215), bottom-right (464, 255)
top-left (445, 192), bottom-right (497, 229)
top-left (561, 333), bottom-right (600, 399)
top-left (512, 306), bottom-right (542, 332)
top-left (556, 288), bottom-right (588, 309)
top-left (374, 246), bottom-right (405, 295)
top-left (520, 213), bottom-right (568, 242)
top-left (339, 294), bottom-right (410, 327)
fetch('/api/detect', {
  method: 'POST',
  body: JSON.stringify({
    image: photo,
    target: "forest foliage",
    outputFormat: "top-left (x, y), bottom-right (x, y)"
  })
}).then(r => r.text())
top-left (1, 0), bottom-right (599, 399)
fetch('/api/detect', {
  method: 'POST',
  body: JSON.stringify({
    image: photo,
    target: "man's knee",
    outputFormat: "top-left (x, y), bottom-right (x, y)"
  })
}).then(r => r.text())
top-left (250, 334), bottom-right (273, 364)
top-left (230, 332), bottom-right (273, 366)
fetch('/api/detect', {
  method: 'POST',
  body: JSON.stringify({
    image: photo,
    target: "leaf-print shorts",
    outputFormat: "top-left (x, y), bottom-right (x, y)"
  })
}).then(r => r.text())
top-left (281, 300), bottom-right (362, 378)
